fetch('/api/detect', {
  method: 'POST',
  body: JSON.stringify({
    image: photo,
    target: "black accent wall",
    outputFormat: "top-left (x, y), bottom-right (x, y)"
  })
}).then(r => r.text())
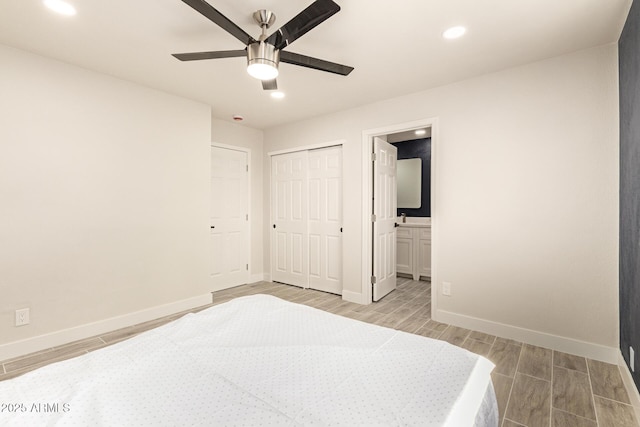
top-left (619, 0), bottom-right (640, 391)
top-left (392, 138), bottom-right (431, 217)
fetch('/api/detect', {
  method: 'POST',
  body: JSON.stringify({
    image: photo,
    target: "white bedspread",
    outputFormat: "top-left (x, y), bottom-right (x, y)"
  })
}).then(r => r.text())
top-left (0, 294), bottom-right (497, 426)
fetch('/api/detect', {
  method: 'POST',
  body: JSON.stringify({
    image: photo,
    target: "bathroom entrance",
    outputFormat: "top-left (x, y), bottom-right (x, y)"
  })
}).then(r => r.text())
top-left (362, 118), bottom-right (436, 304)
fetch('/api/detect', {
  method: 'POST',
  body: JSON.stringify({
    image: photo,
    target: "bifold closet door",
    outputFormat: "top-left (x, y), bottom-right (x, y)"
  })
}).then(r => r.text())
top-left (308, 146), bottom-right (342, 294)
top-left (271, 151), bottom-right (309, 288)
top-left (271, 146), bottom-right (343, 294)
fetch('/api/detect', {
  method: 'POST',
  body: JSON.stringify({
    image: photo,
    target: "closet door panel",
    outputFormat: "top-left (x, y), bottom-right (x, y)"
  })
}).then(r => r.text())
top-left (271, 151), bottom-right (308, 288)
top-left (326, 235), bottom-right (341, 282)
top-left (309, 234), bottom-right (321, 279)
top-left (271, 146), bottom-right (342, 294)
top-left (308, 146), bottom-right (342, 294)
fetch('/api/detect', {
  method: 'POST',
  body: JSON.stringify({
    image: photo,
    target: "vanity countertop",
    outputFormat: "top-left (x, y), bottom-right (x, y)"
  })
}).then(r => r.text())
top-left (397, 218), bottom-right (431, 228)
top-left (397, 223), bottom-right (431, 228)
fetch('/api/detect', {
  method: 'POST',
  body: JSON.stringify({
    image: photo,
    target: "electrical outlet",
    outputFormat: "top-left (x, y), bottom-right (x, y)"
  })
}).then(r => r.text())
top-left (442, 282), bottom-right (452, 296)
top-left (631, 346), bottom-right (635, 372)
top-left (15, 308), bottom-right (29, 326)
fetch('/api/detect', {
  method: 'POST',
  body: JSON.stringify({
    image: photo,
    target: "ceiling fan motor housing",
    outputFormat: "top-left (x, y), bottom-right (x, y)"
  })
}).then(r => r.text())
top-left (247, 41), bottom-right (280, 75)
top-left (247, 8), bottom-right (279, 77)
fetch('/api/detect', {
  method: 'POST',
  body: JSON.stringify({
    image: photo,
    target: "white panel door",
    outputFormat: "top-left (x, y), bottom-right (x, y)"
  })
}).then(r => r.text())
top-left (308, 146), bottom-right (342, 294)
top-left (271, 151), bottom-right (308, 288)
top-left (373, 137), bottom-right (398, 301)
top-left (210, 146), bottom-right (249, 291)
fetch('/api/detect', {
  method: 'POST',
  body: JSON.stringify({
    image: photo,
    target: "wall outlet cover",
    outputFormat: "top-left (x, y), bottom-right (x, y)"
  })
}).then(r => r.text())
top-left (631, 346), bottom-right (635, 372)
top-left (15, 308), bottom-right (29, 326)
top-left (442, 282), bottom-right (451, 296)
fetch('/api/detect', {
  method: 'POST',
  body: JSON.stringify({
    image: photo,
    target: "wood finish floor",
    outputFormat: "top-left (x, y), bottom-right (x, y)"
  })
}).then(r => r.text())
top-left (1, 278), bottom-right (638, 427)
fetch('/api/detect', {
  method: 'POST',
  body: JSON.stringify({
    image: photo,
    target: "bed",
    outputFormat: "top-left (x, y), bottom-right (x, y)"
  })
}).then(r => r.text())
top-left (0, 294), bottom-right (498, 426)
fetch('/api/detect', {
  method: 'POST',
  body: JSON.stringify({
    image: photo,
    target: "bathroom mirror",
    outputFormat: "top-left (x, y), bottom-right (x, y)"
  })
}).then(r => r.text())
top-left (397, 158), bottom-right (421, 208)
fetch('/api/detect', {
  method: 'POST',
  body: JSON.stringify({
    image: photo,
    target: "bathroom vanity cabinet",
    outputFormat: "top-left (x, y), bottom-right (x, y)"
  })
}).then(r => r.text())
top-left (396, 223), bottom-right (431, 281)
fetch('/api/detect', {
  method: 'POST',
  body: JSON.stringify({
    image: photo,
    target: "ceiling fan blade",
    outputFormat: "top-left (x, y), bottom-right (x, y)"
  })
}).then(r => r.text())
top-left (280, 51), bottom-right (354, 76)
top-left (262, 79), bottom-right (278, 90)
top-left (266, 0), bottom-right (340, 50)
top-left (181, 0), bottom-right (256, 45)
top-left (172, 49), bottom-right (246, 61)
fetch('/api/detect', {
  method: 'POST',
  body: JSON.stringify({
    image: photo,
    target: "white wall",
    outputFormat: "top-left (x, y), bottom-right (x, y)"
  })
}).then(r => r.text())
top-left (211, 118), bottom-right (264, 281)
top-left (0, 45), bottom-right (212, 350)
top-left (263, 43), bottom-right (619, 356)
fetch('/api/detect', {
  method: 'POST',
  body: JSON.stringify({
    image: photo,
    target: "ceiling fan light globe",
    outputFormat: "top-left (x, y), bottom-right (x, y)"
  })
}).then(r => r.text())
top-left (247, 42), bottom-right (280, 81)
top-left (247, 63), bottom-right (279, 81)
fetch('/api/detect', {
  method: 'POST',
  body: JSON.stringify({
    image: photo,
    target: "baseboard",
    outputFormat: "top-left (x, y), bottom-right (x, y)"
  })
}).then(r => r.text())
top-left (250, 273), bottom-right (267, 283)
top-left (618, 351), bottom-right (640, 418)
top-left (0, 293), bottom-right (212, 362)
top-left (435, 309), bottom-right (620, 364)
top-left (342, 290), bottom-right (366, 305)
top-left (263, 273), bottom-right (271, 282)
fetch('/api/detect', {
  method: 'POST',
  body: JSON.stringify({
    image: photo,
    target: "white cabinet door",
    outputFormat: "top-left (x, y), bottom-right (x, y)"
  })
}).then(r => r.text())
top-left (396, 237), bottom-right (413, 275)
top-left (419, 228), bottom-right (432, 278)
top-left (373, 137), bottom-right (397, 301)
top-left (396, 227), bottom-right (413, 276)
top-left (397, 226), bottom-right (431, 281)
top-left (210, 146), bottom-right (249, 290)
top-left (308, 146), bottom-right (343, 294)
top-left (271, 151), bottom-right (309, 288)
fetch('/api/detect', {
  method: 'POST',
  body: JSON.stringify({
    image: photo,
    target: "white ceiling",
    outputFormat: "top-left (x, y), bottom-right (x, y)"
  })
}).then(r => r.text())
top-left (0, 0), bottom-right (631, 129)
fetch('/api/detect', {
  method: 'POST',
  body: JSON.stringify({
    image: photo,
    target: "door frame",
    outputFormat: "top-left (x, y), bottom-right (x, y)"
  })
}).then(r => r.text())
top-left (267, 139), bottom-right (345, 288)
top-left (361, 118), bottom-right (438, 305)
top-left (211, 142), bottom-right (252, 283)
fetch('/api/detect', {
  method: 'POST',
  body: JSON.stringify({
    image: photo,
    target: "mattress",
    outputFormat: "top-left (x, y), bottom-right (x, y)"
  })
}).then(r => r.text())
top-left (0, 294), bottom-right (498, 426)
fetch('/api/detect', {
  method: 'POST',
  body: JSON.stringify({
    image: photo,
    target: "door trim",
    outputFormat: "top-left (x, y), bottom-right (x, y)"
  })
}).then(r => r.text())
top-left (211, 143), bottom-right (252, 283)
top-left (267, 139), bottom-right (345, 157)
top-left (360, 118), bottom-right (438, 305)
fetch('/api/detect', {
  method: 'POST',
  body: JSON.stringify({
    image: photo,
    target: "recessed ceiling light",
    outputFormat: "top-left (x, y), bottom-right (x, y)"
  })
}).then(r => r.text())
top-left (415, 129), bottom-right (427, 136)
top-left (271, 91), bottom-right (285, 99)
top-left (43, 0), bottom-right (77, 16)
top-left (442, 26), bottom-right (466, 39)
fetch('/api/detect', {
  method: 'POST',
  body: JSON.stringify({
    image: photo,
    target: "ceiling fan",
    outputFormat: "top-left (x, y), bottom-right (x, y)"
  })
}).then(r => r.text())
top-left (172, 0), bottom-right (354, 90)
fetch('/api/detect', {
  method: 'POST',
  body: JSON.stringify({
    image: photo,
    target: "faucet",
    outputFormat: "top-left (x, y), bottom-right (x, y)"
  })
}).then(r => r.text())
top-left (401, 213), bottom-right (406, 223)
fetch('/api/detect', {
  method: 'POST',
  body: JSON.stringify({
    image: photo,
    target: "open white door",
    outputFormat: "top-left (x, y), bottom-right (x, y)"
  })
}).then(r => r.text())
top-left (373, 137), bottom-right (397, 301)
top-left (210, 146), bottom-right (249, 290)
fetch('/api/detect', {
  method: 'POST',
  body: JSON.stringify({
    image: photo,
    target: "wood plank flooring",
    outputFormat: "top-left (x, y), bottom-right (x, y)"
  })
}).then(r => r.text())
top-left (1, 278), bottom-right (638, 427)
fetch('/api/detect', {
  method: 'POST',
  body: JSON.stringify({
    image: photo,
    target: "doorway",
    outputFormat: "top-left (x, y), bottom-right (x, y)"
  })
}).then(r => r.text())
top-left (361, 118), bottom-right (438, 304)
